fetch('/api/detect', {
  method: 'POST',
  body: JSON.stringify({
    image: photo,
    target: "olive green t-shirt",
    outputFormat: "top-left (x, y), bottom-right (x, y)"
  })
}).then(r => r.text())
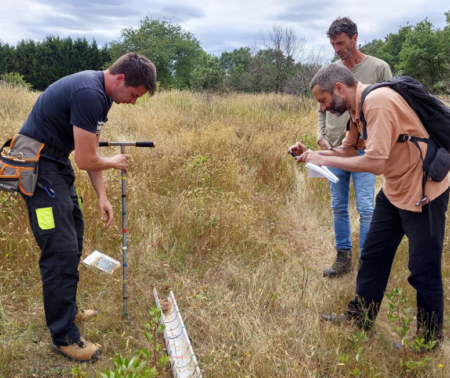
top-left (317, 56), bottom-right (392, 147)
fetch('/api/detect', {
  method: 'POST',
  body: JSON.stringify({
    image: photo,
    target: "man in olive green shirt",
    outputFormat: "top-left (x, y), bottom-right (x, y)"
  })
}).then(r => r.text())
top-left (318, 17), bottom-right (392, 278)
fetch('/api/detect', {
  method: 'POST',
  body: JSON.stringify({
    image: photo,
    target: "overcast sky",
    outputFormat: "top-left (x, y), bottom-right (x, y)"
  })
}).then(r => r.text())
top-left (0, 0), bottom-right (448, 61)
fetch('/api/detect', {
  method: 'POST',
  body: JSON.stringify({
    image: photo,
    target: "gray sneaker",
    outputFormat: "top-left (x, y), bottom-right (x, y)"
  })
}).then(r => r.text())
top-left (321, 313), bottom-right (347, 323)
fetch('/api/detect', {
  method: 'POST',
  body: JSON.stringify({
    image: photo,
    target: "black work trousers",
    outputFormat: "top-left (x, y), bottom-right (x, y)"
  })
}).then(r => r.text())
top-left (349, 188), bottom-right (449, 341)
top-left (21, 156), bottom-right (84, 346)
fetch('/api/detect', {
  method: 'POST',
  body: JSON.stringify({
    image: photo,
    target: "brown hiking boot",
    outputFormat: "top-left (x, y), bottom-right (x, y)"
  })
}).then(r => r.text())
top-left (74, 309), bottom-right (98, 323)
top-left (323, 248), bottom-right (352, 278)
top-left (51, 337), bottom-right (102, 362)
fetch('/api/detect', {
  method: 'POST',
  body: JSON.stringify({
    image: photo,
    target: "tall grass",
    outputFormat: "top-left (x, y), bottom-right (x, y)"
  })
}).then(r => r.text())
top-left (0, 83), bottom-right (449, 377)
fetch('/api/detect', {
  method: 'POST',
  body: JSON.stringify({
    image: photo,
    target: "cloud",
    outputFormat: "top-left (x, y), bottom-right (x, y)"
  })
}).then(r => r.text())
top-left (0, 0), bottom-right (142, 45)
top-left (193, 27), bottom-right (257, 55)
top-left (160, 4), bottom-right (205, 20)
top-left (0, 0), bottom-right (209, 45)
top-left (0, 0), bottom-right (448, 56)
top-left (272, 0), bottom-right (335, 22)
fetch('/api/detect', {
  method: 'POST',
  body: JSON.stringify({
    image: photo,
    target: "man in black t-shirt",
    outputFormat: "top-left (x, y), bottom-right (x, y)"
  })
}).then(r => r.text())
top-left (18, 52), bottom-right (157, 362)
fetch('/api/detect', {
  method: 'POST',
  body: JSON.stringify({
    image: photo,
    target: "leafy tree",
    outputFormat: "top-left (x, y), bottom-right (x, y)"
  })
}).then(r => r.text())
top-left (251, 48), bottom-right (296, 93)
top-left (440, 9), bottom-right (450, 92)
top-left (220, 47), bottom-right (253, 91)
top-left (14, 39), bottom-right (40, 87)
top-left (0, 42), bottom-right (17, 75)
top-left (87, 39), bottom-right (104, 70)
top-left (256, 26), bottom-right (303, 93)
top-left (37, 36), bottom-right (72, 87)
top-left (259, 25), bottom-right (305, 93)
top-left (358, 38), bottom-right (384, 57)
top-left (2, 36), bottom-right (108, 91)
top-left (360, 25), bottom-right (413, 73)
top-left (190, 52), bottom-right (225, 92)
top-left (109, 17), bottom-right (204, 89)
top-left (379, 25), bottom-right (413, 71)
top-left (221, 47), bottom-right (252, 73)
top-left (360, 10), bottom-right (450, 92)
top-left (70, 37), bottom-right (89, 73)
top-left (283, 62), bottom-right (321, 97)
top-left (397, 19), bottom-right (448, 89)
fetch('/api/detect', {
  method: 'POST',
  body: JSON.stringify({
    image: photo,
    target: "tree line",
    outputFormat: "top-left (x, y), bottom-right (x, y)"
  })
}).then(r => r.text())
top-left (0, 10), bottom-right (449, 94)
top-left (360, 10), bottom-right (450, 92)
top-left (0, 36), bottom-right (110, 91)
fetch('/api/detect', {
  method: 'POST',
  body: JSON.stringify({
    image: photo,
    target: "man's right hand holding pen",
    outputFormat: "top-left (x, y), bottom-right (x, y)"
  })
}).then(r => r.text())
top-left (288, 138), bottom-right (368, 170)
top-left (288, 142), bottom-right (314, 163)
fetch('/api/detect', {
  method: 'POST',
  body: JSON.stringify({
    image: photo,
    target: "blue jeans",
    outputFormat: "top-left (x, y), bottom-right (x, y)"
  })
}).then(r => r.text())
top-left (327, 150), bottom-right (375, 253)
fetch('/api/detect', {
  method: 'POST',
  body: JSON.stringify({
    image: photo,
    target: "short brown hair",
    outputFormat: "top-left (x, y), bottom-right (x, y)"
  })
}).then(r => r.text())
top-left (327, 17), bottom-right (358, 39)
top-left (108, 52), bottom-right (157, 96)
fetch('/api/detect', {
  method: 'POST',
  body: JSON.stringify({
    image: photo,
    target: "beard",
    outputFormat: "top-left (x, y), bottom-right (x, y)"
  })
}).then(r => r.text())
top-left (338, 40), bottom-right (354, 60)
top-left (327, 93), bottom-right (349, 116)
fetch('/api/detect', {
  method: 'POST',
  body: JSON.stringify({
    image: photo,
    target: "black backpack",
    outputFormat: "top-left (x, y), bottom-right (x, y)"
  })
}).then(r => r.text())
top-left (359, 76), bottom-right (450, 206)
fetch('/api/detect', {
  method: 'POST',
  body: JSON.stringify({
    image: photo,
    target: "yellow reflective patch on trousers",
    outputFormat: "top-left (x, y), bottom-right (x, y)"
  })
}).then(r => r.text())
top-left (36, 207), bottom-right (55, 230)
top-left (75, 187), bottom-right (83, 212)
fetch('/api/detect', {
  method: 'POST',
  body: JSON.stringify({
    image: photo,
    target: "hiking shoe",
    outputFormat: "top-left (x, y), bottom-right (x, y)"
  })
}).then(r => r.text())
top-left (323, 248), bottom-right (352, 277)
top-left (74, 309), bottom-right (98, 323)
top-left (51, 337), bottom-right (102, 362)
top-left (321, 313), bottom-right (347, 324)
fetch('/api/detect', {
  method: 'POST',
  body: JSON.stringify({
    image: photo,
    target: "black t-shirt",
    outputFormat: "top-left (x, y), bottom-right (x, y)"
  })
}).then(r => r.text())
top-left (19, 70), bottom-right (113, 154)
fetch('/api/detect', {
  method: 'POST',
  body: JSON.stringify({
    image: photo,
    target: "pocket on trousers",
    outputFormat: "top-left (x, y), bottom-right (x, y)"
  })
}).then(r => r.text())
top-left (35, 207), bottom-right (55, 231)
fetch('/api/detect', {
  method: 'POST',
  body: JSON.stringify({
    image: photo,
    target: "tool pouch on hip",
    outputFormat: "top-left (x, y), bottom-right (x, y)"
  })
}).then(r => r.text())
top-left (425, 148), bottom-right (450, 182)
top-left (0, 134), bottom-right (45, 196)
top-left (422, 139), bottom-right (450, 183)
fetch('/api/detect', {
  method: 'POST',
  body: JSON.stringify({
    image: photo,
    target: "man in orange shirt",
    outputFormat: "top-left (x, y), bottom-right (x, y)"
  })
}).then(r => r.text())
top-left (289, 64), bottom-right (450, 346)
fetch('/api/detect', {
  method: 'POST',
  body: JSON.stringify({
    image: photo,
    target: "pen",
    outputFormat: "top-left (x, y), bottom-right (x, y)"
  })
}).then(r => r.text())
top-left (289, 151), bottom-right (306, 159)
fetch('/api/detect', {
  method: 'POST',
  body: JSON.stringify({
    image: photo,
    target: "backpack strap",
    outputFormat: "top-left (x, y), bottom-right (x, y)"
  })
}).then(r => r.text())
top-left (330, 117), bottom-right (360, 153)
top-left (397, 134), bottom-right (427, 198)
top-left (397, 133), bottom-right (435, 233)
top-left (360, 78), bottom-right (440, 233)
top-left (345, 111), bottom-right (361, 151)
top-left (361, 83), bottom-right (433, 203)
top-left (397, 135), bottom-right (436, 177)
top-left (360, 82), bottom-right (398, 139)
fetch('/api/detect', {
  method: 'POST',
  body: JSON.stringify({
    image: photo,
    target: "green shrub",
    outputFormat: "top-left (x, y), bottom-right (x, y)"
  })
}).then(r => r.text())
top-left (1, 72), bottom-right (32, 90)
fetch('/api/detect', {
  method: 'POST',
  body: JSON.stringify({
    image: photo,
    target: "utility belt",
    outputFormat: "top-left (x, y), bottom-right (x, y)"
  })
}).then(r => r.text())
top-left (41, 144), bottom-right (69, 159)
top-left (0, 134), bottom-right (53, 197)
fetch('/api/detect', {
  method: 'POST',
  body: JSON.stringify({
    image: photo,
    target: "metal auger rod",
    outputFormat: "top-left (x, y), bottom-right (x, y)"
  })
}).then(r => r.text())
top-left (121, 144), bottom-right (128, 319)
top-left (99, 141), bottom-right (155, 318)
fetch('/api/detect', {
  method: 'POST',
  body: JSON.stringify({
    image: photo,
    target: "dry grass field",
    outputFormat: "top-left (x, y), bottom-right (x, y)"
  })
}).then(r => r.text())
top-left (1, 83), bottom-right (450, 377)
